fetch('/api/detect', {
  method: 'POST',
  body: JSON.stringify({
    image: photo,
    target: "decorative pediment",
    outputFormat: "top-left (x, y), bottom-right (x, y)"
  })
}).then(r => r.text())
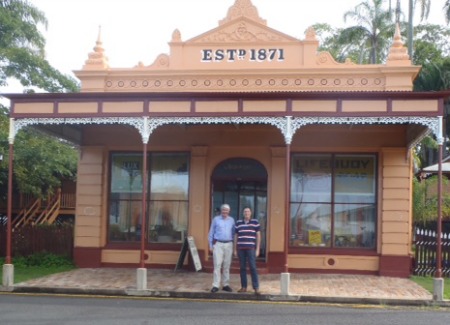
top-left (75, 0), bottom-right (420, 93)
top-left (187, 18), bottom-right (298, 44)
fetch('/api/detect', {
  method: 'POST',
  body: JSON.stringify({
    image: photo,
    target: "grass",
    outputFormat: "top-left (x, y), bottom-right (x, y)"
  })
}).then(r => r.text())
top-left (1, 253), bottom-right (76, 284)
top-left (11, 265), bottom-right (75, 283)
top-left (411, 276), bottom-right (450, 299)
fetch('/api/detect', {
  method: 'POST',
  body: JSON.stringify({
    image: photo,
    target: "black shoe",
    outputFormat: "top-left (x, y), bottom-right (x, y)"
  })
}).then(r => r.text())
top-left (211, 287), bottom-right (219, 293)
top-left (222, 285), bottom-right (233, 292)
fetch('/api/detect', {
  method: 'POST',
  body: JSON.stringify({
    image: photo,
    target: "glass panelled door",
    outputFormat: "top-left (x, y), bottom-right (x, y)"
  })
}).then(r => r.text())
top-left (211, 158), bottom-right (268, 259)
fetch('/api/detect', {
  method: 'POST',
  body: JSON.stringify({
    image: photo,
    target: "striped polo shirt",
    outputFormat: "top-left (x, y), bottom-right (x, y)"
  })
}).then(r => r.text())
top-left (235, 219), bottom-right (260, 250)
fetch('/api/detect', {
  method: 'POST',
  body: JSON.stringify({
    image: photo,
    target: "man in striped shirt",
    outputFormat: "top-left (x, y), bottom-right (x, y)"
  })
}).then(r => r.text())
top-left (234, 207), bottom-right (261, 295)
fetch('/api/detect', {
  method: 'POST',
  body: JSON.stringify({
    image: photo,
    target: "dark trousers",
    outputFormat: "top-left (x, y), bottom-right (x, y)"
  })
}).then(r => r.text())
top-left (237, 249), bottom-right (259, 289)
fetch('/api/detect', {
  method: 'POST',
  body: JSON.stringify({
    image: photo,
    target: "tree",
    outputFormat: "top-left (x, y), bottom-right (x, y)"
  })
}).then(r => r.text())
top-left (312, 23), bottom-right (350, 63)
top-left (412, 24), bottom-right (450, 65)
top-left (413, 176), bottom-right (450, 225)
top-left (445, 0), bottom-right (450, 24)
top-left (414, 58), bottom-right (450, 91)
top-left (339, 0), bottom-right (397, 63)
top-left (0, 0), bottom-right (79, 198)
top-left (406, 0), bottom-right (430, 58)
top-left (0, 0), bottom-right (79, 92)
top-left (0, 105), bottom-right (78, 199)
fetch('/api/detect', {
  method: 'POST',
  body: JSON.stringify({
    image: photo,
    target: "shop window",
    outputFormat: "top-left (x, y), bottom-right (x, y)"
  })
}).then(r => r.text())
top-left (108, 152), bottom-right (189, 244)
top-left (290, 154), bottom-right (376, 249)
top-left (148, 153), bottom-right (189, 243)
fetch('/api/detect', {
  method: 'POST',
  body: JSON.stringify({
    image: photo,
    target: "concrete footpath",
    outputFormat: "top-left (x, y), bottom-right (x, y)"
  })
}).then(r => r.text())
top-left (2, 268), bottom-right (449, 307)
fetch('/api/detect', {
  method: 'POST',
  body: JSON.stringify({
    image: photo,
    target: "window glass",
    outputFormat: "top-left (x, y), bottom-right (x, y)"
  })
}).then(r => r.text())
top-left (334, 204), bottom-right (376, 249)
top-left (150, 153), bottom-right (189, 200)
top-left (291, 203), bottom-right (331, 247)
top-left (148, 201), bottom-right (188, 243)
top-left (334, 155), bottom-right (376, 203)
top-left (109, 152), bottom-right (189, 244)
top-left (290, 153), bottom-right (377, 249)
top-left (148, 153), bottom-right (189, 243)
top-left (109, 154), bottom-right (143, 242)
top-left (291, 154), bottom-right (332, 203)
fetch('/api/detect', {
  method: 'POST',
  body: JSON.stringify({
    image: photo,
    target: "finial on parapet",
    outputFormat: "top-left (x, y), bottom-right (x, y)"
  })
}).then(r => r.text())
top-left (219, 0), bottom-right (266, 25)
top-left (387, 23), bottom-right (410, 65)
top-left (82, 25), bottom-right (109, 70)
top-left (305, 26), bottom-right (317, 41)
top-left (172, 29), bottom-right (182, 42)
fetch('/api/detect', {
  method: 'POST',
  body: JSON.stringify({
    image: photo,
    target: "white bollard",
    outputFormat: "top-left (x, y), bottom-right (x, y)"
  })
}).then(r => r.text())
top-left (280, 272), bottom-right (290, 296)
top-left (2, 264), bottom-right (14, 287)
top-left (136, 268), bottom-right (147, 291)
top-left (433, 278), bottom-right (444, 301)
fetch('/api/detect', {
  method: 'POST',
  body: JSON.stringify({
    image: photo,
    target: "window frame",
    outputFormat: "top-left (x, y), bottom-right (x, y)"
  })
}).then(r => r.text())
top-left (106, 151), bottom-right (190, 250)
top-left (289, 152), bottom-right (378, 254)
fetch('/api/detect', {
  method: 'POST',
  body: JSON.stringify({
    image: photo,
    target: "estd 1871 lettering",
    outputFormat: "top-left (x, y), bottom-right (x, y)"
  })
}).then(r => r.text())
top-left (201, 48), bottom-right (285, 62)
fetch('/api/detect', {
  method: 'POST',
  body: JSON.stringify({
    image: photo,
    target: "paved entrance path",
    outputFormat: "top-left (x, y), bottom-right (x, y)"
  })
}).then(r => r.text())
top-left (13, 268), bottom-right (435, 303)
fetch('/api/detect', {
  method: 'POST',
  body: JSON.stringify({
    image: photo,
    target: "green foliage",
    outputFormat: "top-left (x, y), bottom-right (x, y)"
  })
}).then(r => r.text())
top-left (413, 135), bottom-right (438, 170)
top-left (413, 24), bottom-right (450, 64)
top-left (0, 253), bottom-right (75, 283)
top-left (14, 128), bottom-right (78, 196)
top-left (0, 0), bottom-right (79, 92)
top-left (340, 0), bottom-right (397, 64)
top-left (313, 23), bottom-right (354, 63)
top-left (0, 1), bottom-right (80, 197)
top-left (0, 107), bottom-right (78, 198)
top-left (413, 176), bottom-right (450, 225)
top-left (414, 57), bottom-right (450, 92)
top-left (0, 252), bottom-right (74, 267)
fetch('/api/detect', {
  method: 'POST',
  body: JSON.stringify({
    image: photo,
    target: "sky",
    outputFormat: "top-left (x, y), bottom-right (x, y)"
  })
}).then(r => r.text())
top-left (2, 0), bottom-right (449, 93)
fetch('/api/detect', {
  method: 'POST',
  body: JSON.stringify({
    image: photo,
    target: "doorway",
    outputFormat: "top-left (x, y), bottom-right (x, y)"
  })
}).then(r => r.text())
top-left (211, 158), bottom-right (268, 258)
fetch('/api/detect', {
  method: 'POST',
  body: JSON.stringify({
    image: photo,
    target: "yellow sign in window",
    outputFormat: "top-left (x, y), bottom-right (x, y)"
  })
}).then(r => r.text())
top-left (308, 230), bottom-right (322, 245)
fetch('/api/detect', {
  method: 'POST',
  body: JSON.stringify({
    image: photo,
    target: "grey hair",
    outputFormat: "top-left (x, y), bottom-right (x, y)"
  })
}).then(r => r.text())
top-left (221, 204), bottom-right (230, 211)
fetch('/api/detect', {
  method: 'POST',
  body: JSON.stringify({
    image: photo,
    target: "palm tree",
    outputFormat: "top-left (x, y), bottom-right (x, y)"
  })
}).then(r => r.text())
top-left (340, 0), bottom-right (396, 64)
top-left (445, 0), bottom-right (450, 24)
top-left (389, 0), bottom-right (432, 59)
top-left (405, 0), bottom-right (431, 58)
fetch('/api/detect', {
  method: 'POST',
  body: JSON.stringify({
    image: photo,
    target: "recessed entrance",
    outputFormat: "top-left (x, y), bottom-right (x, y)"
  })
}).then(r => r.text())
top-left (211, 158), bottom-right (268, 258)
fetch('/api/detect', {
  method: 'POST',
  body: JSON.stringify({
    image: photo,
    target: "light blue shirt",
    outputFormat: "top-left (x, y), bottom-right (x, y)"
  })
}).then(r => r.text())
top-left (208, 215), bottom-right (235, 248)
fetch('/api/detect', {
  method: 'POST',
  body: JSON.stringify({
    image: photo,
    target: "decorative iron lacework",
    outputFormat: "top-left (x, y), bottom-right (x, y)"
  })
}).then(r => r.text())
top-left (13, 116), bottom-right (441, 145)
top-left (290, 116), bottom-right (441, 144)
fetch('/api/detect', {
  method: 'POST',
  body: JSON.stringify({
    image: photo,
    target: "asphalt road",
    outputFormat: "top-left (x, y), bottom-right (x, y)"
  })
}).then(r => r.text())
top-left (0, 293), bottom-right (448, 325)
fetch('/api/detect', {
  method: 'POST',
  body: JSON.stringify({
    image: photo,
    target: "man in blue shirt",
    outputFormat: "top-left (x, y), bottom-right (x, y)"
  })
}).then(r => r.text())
top-left (234, 207), bottom-right (261, 295)
top-left (208, 203), bottom-right (235, 293)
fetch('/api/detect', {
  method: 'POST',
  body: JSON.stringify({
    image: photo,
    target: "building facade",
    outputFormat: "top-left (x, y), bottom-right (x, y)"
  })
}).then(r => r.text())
top-left (4, 0), bottom-right (447, 277)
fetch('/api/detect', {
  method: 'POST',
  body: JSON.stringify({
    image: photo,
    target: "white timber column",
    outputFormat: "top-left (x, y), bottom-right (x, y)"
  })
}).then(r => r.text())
top-left (281, 116), bottom-right (293, 295)
top-left (137, 117), bottom-right (150, 290)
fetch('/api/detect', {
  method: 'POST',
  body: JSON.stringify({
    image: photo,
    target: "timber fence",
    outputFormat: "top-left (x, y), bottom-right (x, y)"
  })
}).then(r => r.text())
top-left (413, 227), bottom-right (450, 277)
top-left (0, 224), bottom-right (73, 259)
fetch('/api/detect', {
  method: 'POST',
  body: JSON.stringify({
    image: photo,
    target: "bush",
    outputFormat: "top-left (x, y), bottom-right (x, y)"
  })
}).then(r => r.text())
top-left (0, 252), bottom-right (74, 268)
